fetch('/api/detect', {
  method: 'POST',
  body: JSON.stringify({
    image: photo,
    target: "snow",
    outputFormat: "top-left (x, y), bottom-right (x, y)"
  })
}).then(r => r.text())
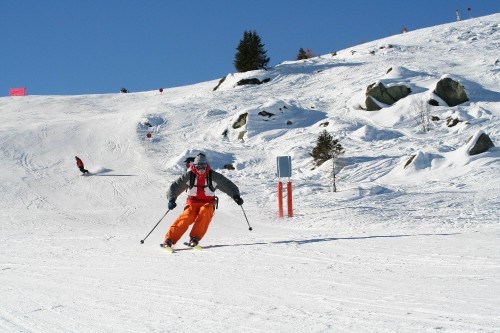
top-left (1, 14), bottom-right (499, 333)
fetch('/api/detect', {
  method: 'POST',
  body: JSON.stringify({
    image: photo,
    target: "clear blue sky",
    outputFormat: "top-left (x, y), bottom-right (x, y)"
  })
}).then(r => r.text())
top-left (1, 0), bottom-right (498, 96)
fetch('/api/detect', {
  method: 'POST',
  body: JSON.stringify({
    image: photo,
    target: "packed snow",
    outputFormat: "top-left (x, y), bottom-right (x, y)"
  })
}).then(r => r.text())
top-left (1, 14), bottom-right (499, 333)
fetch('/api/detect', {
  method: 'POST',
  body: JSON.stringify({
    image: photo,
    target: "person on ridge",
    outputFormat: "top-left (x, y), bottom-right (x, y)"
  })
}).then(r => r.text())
top-left (75, 156), bottom-right (89, 174)
top-left (163, 153), bottom-right (244, 248)
top-left (184, 156), bottom-right (195, 169)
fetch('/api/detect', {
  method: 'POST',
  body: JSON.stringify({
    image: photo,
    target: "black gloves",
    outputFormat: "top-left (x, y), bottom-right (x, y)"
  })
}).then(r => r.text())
top-left (168, 200), bottom-right (177, 210)
top-left (233, 195), bottom-right (244, 206)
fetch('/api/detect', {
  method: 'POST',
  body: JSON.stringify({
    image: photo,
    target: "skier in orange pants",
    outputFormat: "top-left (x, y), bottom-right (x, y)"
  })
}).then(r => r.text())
top-left (163, 153), bottom-right (243, 248)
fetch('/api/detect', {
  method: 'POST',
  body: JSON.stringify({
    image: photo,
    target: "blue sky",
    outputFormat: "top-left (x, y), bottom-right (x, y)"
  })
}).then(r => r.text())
top-left (1, 0), bottom-right (498, 96)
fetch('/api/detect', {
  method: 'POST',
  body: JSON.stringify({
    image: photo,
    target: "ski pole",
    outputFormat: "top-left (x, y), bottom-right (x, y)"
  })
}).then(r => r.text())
top-left (140, 210), bottom-right (170, 244)
top-left (240, 205), bottom-right (253, 231)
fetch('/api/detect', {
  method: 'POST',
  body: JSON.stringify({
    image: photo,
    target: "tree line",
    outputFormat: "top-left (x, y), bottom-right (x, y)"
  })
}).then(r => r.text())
top-left (234, 30), bottom-right (313, 73)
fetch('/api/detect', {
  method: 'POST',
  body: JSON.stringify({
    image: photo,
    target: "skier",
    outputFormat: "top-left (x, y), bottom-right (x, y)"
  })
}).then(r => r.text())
top-left (75, 156), bottom-right (89, 174)
top-left (184, 156), bottom-right (195, 169)
top-left (163, 153), bottom-right (244, 249)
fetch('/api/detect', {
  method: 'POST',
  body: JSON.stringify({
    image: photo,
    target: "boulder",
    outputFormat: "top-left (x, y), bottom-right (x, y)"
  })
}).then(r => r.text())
top-left (213, 76), bottom-right (227, 91)
top-left (434, 77), bottom-right (469, 106)
top-left (446, 117), bottom-right (462, 127)
top-left (365, 96), bottom-right (382, 111)
top-left (404, 155), bottom-right (416, 169)
top-left (237, 78), bottom-right (270, 86)
top-left (467, 132), bottom-right (495, 156)
top-left (232, 113), bottom-right (248, 129)
top-left (258, 111), bottom-right (274, 118)
top-left (365, 82), bottom-right (411, 111)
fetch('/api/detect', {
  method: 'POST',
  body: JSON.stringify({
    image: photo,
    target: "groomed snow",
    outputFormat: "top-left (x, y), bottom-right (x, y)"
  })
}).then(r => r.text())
top-left (0, 14), bottom-right (499, 332)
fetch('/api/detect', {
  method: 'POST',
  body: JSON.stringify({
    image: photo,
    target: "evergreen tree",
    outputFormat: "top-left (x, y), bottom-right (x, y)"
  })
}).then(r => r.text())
top-left (311, 130), bottom-right (345, 191)
top-left (234, 30), bottom-right (270, 72)
top-left (310, 130), bottom-right (345, 167)
top-left (296, 48), bottom-right (308, 60)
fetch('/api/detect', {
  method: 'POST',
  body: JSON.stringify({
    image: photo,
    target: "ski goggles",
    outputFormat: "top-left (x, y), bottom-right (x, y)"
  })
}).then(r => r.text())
top-left (195, 164), bottom-right (207, 171)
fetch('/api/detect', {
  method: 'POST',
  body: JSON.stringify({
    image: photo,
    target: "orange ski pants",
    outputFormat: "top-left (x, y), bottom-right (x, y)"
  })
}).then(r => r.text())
top-left (165, 202), bottom-right (215, 244)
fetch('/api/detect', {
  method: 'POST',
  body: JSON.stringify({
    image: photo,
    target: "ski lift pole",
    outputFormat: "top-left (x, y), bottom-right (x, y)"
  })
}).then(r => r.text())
top-left (140, 210), bottom-right (170, 244)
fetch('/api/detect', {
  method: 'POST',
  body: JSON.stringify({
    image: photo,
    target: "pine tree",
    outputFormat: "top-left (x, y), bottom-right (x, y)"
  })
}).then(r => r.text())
top-left (310, 130), bottom-right (345, 167)
top-left (234, 30), bottom-right (270, 72)
top-left (296, 48), bottom-right (308, 60)
top-left (311, 130), bottom-right (345, 192)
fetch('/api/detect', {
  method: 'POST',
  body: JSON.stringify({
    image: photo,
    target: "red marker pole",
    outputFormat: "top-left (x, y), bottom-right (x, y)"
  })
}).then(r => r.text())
top-left (287, 181), bottom-right (293, 217)
top-left (278, 181), bottom-right (284, 218)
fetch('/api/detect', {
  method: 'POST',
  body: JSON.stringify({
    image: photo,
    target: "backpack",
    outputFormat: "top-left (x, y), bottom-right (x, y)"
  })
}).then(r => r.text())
top-left (189, 169), bottom-right (216, 192)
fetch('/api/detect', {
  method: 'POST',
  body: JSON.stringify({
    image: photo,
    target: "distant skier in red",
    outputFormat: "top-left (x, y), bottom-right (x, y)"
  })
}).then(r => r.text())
top-left (75, 156), bottom-right (89, 174)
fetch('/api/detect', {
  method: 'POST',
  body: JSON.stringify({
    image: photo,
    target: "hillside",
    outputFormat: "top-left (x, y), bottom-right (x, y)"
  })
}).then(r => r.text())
top-left (0, 14), bottom-right (499, 332)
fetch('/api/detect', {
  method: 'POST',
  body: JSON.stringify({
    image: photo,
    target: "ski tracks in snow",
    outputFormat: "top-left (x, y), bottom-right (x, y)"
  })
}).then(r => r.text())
top-left (129, 228), bottom-right (500, 332)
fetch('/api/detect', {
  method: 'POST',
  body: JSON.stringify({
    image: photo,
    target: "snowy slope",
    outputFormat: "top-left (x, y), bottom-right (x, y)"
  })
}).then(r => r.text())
top-left (0, 14), bottom-right (499, 332)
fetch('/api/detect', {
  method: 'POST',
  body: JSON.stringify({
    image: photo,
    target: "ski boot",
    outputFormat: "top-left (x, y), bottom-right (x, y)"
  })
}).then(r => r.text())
top-left (184, 237), bottom-right (201, 250)
top-left (161, 238), bottom-right (174, 253)
top-left (188, 237), bottom-right (199, 247)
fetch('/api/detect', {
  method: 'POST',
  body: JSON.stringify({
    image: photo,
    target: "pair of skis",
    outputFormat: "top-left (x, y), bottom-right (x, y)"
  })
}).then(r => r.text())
top-left (160, 242), bottom-right (202, 253)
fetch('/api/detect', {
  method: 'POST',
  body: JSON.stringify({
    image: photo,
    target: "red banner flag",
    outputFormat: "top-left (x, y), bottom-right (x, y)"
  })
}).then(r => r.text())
top-left (9, 88), bottom-right (27, 96)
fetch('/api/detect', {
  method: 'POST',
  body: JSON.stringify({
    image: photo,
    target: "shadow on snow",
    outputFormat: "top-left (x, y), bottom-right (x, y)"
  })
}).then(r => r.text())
top-left (204, 232), bottom-right (461, 249)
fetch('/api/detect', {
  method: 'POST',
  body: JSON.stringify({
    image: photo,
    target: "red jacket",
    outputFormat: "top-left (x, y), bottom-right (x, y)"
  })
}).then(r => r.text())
top-left (76, 157), bottom-right (84, 168)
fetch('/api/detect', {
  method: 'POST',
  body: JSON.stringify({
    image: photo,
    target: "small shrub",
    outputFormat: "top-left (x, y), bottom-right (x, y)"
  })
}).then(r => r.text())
top-left (412, 98), bottom-right (432, 132)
